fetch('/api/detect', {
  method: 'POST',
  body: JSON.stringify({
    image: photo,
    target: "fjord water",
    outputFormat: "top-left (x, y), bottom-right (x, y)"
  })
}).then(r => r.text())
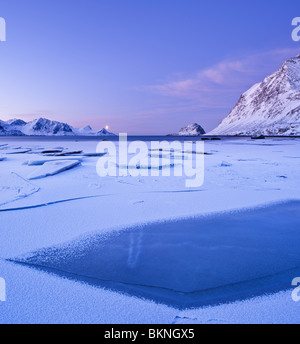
top-left (12, 201), bottom-right (300, 309)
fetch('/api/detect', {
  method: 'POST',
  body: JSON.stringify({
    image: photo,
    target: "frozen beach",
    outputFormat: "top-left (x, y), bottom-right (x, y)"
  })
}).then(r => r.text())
top-left (0, 136), bottom-right (300, 324)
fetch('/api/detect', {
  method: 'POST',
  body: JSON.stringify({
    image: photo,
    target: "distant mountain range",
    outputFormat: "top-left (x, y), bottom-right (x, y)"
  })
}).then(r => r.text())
top-left (209, 53), bottom-right (300, 136)
top-left (0, 118), bottom-right (116, 136)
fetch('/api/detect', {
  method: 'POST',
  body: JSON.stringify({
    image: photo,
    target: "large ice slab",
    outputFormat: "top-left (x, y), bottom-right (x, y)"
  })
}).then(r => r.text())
top-left (4, 149), bottom-right (32, 154)
top-left (24, 158), bottom-right (83, 166)
top-left (11, 201), bottom-right (300, 309)
top-left (42, 150), bottom-right (83, 156)
top-left (27, 160), bottom-right (81, 180)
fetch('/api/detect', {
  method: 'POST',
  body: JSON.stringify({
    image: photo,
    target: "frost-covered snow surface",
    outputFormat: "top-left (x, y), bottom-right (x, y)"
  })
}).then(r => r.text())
top-left (0, 118), bottom-right (116, 136)
top-left (0, 172), bottom-right (40, 206)
top-left (209, 54), bottom-right (300, 136)
top-left (0, 137), bottom-right (300, 324)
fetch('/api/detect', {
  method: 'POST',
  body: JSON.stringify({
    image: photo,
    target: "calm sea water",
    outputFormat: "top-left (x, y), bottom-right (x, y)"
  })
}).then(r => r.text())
top-left (0, 135), bottom-right (218, 142)
top-left (0, 135), bottom-right (295, 144)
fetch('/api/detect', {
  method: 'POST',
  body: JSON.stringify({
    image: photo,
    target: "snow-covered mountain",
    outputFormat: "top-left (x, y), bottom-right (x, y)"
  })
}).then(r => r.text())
top-left (74, 125), bottom-right (94, 135)
top-left (22, 118), bottom-right (74, 136)
top-left (0, 125), bottom-right (25, 136)
top-left (209, 54), bottom-right (300, 136)
top-left (0, 118), bottom-right (117, 136)
top-left (73, 125), bottom-right (116, 136)
top-left (0, 119), bottom-right (25, 136)
top-left (5, 119), bottom-right (27, 126)
top-left (96, 128), bottom-right (116, 136)
top-left (170, 123), bottom-right (206, 136)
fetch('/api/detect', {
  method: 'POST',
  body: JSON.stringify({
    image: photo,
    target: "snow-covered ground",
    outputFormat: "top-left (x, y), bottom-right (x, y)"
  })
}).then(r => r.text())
top-left (0, 137), bottom-right (300, 324)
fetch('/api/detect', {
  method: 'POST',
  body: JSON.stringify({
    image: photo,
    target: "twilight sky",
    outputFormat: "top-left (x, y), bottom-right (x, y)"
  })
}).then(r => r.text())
top-left (0, 0), bottom-right (299, 134)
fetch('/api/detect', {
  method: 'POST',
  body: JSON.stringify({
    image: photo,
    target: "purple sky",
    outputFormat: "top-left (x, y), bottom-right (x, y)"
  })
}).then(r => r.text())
top-left (0, 0), bottom-right (299, 134)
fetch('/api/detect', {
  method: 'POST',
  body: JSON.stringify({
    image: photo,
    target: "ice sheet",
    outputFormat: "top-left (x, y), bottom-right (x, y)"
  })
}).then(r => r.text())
top-left (27, 160), bottom-right (81, 180)
top-left (11, 201), bottom-right (300, 309)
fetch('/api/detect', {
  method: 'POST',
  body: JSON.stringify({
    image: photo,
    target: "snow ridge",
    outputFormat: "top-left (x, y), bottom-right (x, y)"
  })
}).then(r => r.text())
top-left (209, 54), bottom-right (300, 136)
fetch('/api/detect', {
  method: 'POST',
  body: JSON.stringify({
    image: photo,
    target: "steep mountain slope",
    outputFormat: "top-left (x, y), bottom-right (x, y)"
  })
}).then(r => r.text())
top-left (209, 54), bottom-right (300, 136)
